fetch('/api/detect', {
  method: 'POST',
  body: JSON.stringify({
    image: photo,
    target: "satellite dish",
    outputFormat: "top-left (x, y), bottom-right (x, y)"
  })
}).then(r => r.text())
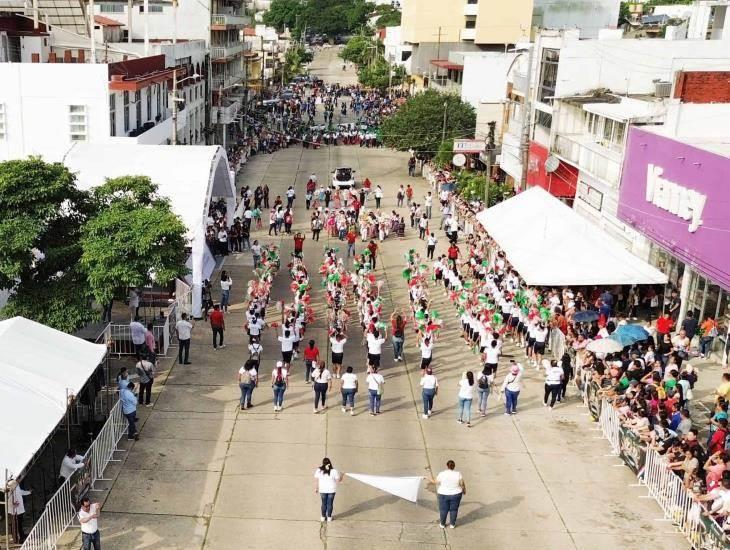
top-left (544, 155), bottom-right (560, 173)
top-left (452, 153), bottom-right (467, 167)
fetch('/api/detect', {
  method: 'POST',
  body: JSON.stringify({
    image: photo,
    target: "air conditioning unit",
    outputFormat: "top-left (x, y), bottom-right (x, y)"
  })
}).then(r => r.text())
top-left (654, 80), bottom-right (671, 98)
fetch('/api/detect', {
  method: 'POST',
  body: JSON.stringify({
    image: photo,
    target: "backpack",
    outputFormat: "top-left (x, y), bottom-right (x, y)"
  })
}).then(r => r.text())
top-left (478, 374), bottom-right (490, 390)
top-left (240, 369), bottom-right (252, 385)
top-left (249, 345), bottom-right (261, 361)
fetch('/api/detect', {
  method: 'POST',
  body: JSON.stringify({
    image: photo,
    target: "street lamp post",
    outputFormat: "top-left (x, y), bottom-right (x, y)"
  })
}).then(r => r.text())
top-left (171, 70), bottom-right (200, 145)
top-left (441, 100), bottom-right (448, 142)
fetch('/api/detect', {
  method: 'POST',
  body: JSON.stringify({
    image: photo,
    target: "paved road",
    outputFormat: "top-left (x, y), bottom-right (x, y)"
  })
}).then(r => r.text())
top-left (60, 49), bottom-right (688, 550)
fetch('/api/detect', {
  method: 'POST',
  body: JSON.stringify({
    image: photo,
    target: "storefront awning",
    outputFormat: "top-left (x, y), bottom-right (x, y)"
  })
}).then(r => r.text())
top-left (475, 187), bottom-right (668, 287)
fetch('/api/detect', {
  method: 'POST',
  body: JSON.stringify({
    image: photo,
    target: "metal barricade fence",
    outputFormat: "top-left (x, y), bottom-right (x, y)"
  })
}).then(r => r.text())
top-left (598, 398), bottom-right (621, 454)
top-left (640, 446), bottom-right (726, 549)
top-left (20, 399), bottom-right (127, 550)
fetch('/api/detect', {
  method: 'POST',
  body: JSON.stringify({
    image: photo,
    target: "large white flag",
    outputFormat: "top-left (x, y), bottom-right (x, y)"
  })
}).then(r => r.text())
top-left (346, 473), bottom-right (424, 503)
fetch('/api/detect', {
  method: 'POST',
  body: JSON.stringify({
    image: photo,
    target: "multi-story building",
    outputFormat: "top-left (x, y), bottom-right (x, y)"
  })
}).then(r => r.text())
top-left (399, 0), bottom-right (533, 88)
top-left (0, 46), bottom-right (206, 161)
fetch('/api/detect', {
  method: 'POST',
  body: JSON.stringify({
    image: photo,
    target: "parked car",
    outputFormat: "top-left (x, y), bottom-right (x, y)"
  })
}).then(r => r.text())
top-left (331, 167), bottom-right (356, 189)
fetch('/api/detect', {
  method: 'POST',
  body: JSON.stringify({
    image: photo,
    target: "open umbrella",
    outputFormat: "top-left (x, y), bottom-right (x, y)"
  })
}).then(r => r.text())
top-left (610, 324), bottom-right (651, 347)
top-left (586, 338), bottom-right (624, 354)
top-left (573, 310), bottom-right (599, 323)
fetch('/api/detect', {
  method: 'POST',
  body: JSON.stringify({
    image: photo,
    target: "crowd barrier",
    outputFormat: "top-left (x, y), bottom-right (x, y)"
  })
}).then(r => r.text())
top-left (594, 398), bottom-right (729, 549)
top-left (20, 399), bottom-right (128, 550)
top-left (108, 288), bottom-right (192, 358)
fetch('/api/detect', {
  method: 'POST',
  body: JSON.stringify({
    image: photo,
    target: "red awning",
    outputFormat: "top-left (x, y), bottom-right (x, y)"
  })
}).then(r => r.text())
top-left (430, 59), bottom-right (463, 71)
top-left (526, 141), bottom-right (577, 198)
top-left (94, 15), bottom-right (123, 27)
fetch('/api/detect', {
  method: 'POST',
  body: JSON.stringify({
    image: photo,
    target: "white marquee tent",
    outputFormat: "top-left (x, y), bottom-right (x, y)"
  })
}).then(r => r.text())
top-left (61, 143), bottom-right (236, 317)
top-left (0, 317), bottom-right (107, 480)
top-left (475, 187), bottom-right (668, 286)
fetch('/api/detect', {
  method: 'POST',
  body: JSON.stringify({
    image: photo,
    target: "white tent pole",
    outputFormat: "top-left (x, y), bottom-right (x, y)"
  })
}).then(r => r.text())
top-left (4, 469), bottom-right (9, 550)
top-left (66, 388), bottom-right (71, 449)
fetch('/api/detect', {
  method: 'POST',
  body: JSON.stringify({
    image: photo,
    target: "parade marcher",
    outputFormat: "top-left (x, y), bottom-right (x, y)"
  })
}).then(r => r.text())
top-left (428, 460), bottom-right (466, 529)
top-left (340, 366), bottom-right (358, 415)
top-left (420, 368), bottom-right (439, 419)
top-left (314, 458), bottom-right (342, 522)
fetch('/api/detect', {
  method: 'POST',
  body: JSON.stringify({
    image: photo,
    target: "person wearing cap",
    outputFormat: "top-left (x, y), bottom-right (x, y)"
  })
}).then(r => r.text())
top-left (271, 361), bottom-right (289, 412)
top-left (500, 364), bottom-right (522, 415)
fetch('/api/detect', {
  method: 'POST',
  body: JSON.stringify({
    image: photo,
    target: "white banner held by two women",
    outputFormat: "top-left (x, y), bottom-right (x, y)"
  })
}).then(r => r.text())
top-left (346, 473), bottom-right (424, 503)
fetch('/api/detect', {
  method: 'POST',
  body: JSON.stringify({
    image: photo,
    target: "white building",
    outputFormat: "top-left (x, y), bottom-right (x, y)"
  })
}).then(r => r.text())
top-left (0, 53), bottom-right (206, 161)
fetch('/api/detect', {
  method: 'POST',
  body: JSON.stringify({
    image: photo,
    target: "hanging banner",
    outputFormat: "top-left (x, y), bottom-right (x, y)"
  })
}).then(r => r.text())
top-left (586, 381), bottom-right (602, 421)
top-left (346, 473), bottom-right (423, 503)
top-left (618, 427), bottom-right (646, 475)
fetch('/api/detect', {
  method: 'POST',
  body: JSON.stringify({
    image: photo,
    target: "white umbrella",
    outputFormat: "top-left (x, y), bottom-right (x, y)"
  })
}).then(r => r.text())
top-left (586, 338), bottom-right (624, 354)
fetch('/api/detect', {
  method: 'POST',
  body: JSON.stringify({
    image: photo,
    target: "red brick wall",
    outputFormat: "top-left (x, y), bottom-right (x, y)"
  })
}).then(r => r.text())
top-left (674, 71), bottom-right (730, 103)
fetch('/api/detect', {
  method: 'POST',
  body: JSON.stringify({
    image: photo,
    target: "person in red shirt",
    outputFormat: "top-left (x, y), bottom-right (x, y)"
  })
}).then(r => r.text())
top-left (447, 244), bottom-right (460, 262)
top-left (351, 197), bottom-right (361, 217)
top-left (346, 228), bottom-right (357, 258)
top-left (656, 312), bottom-right (673, 340)
top-left (303, 339), bottom-right (321, 382)
top-left (367, 240), bottom-right (378, 269)
top-left (209, 304), bottom-right (225, 350)
top-left (293, 232), bottom-right (305, 258)
top-left (405, 184), bottom-right (414, 206)
top-left (709, 418), bottom-right (728, 454)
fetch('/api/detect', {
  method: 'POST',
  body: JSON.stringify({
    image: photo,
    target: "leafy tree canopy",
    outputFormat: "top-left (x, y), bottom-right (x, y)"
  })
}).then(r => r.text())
top-left (357, 57), bottom-right (406, 90)
top-left (456, 171), bottom-right (513, 207)
top-left (340, 35), bottom-right (381, 66)
top-left (375, 5), bottom-right (401, 27)
top-left (80, 176), bottom-right (189, 307)
top-left (381, 90), bottom-right (476, 157)
top-left (0, 157), bottom-right (92, 290)
top-left (263, 0), bottom-right (304, 33)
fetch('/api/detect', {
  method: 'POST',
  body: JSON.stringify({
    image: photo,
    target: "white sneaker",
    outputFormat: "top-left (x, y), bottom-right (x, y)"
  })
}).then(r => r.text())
top-left (220, 344), bottom-right (226, 349)
top-left (439, 524), bottom-right (445, 529)
top-left (341, 407), bottom-right (346, 413)
top-left (350, 410), bottom-right (355, 416)
top-left (320, 516), bottom-right (325, 522)
top-left (327, 517), bottom-right (333, 522)
top-left (274, 406), bottom-right (278, 411)
top-left (449, 524), bottom-right (455, 529)
top-left (422, 414), bottom-right (429, 419)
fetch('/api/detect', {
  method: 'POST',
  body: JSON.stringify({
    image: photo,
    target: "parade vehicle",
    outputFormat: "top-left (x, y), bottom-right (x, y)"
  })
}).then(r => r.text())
top-left (331, 167), bottom-right (356, 189)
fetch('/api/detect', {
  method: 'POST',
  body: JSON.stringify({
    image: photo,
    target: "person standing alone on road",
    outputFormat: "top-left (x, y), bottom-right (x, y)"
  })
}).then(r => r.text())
top-left (426, 232), bottom-right (437, 259)
top-left (78, 497), bottom-right (102, 550)
top-left (428, 460), bottom-right (466, 529)
top-left (314, 458), bottom-right (342, 523)
top-left (176, 313), bottom-right (193, 364)
top-left (209, 304), bottom-right (226, 350)
top-left (271, 361), bottom-right (289, 412)
top-left (220, 271), bottom-right (232, 313)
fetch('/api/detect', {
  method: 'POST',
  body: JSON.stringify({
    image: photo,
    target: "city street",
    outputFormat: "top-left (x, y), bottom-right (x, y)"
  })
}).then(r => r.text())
top-left (59, 48), bottom-right (688, 550)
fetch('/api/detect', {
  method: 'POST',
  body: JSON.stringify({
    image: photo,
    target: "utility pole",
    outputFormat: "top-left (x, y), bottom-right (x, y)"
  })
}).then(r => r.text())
top-left (518, 43), bottom-right (535, 192)
top-left (441, 100), bottom-right (448, 142)
top-left (485, 121), bottom-right (496, 206)
top-left (260, 35), bottom-right (265, 96)
top-left (171, 68), bottom-right (178, 145)
top-left (88, 0), bottom-right (96, 62)
top-left (127, 0), bottom-right (132, 43)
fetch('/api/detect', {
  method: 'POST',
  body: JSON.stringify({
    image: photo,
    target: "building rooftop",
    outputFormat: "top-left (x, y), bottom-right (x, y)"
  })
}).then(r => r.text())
top-left (644, 125), bottom-right (730, 158)
top-left (94, 15), bottom-right (124, 27)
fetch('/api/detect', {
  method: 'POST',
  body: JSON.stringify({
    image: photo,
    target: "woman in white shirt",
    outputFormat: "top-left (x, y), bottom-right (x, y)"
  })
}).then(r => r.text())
top-left (420, 337), bottom-right (433, 370)
top-left (314, 457), bottom-right (342, 522)
top-left (366, 366), bottom-right (385, 416)
top-left (238, 361), bottom-right (258, 410)
top-left (340, 366), bottom-right (358, 415)
top-left (427, 460), bottom-right (466, 529)
top-left (366, 329), bottom-right (386, 369)
top-left (543, 360), bottom-right (564, 410)
top-left (500, 364), bottom-right (523, 415)
top-left (533, 322), bottom-right (549, 367)
top-left (220, 271), bottom-right (233, 313)
top-left (419, 368), bottom-right (438, 419)
top-left (312, 361), bottom-right (333, 414)
top-left (330, 332), bottom-right (347, 375)
top-left (270, 361), bottom-right (288, 412)
top-left (457, 371), bottom-right (475, 427)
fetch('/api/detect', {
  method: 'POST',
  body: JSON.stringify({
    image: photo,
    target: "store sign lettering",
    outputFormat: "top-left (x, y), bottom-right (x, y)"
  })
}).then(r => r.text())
top-left (645, 164), bottom-right (706, 233)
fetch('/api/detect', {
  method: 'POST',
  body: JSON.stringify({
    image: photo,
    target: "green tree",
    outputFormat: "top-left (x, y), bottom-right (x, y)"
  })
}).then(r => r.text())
top-left (381, 90), bottom-right (476, 157)
top-left (375, 5), bottom-right (401, 27)
top-left (263, 0), bottom-right (305, 33)
top-left (456, 171), bottom-right (513, 206)
top-left (357, 57), bottom-right (406, 90)
top-left (0, 157), bottom-right (96, 331)
top-left (434, 139), bottom-right (454, 169)
top-left (80, 176), bottom-right (188, 308)
top-left (303, 0), bottom-right (374, 36)
top-left (340, 35), bottom-right (380, 66)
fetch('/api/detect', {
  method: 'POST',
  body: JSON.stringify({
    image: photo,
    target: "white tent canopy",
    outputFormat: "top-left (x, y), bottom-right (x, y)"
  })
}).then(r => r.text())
top-left (61, 144), bottom-right (236, 317)
top-left (0, 317), bottom-right (107, 480)
top-left (475, 187), bottom-right (668, 286)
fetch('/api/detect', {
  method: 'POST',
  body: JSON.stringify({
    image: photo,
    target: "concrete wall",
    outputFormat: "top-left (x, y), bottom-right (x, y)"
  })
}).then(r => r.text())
top-left (401, 0), bottom-right (532, 45)
top-left (475, 101), bottom-right (505, 142)
top-left (93, 1), bottom-right (210, 43)
top-left (461, 52), bottom-right (517, 106)
top-left (0, 63), bottom-right (110, 161)
top-left (554, 38), bottom-right (730, 97)
top-left (533, 0), bottom-right (620, 39)
top-left (664, 102), bottom-right (730, 138)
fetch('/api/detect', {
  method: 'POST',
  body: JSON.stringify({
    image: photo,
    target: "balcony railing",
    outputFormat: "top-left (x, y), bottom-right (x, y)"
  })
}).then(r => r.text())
top-left (460, 28), bottom-right (476, 40)
top-left (553, 133), bottom-right (622, 187)
top-left (429, 76), bottom-right (461, 93)
top-left (211, 43), bottom-right (245, 59)
top-left (212, 74), bottom-right (243, 90)
top-left (463, 3), bottom-right (479, 16)
top-left (512, 71), bottom-right (528, 95)
top-left (211, 13), bottom-right (251, 27)
top-left (212, 101), bottom-right (241, 125)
